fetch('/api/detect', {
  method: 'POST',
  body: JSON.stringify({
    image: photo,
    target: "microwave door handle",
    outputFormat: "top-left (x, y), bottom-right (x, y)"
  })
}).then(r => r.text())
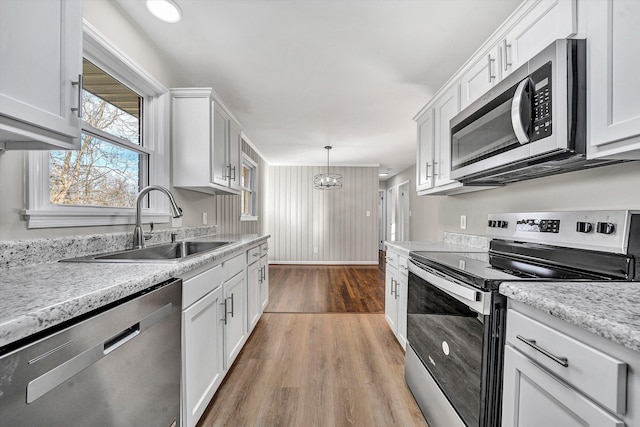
top-left (511, 78), bottom-right (532, 144)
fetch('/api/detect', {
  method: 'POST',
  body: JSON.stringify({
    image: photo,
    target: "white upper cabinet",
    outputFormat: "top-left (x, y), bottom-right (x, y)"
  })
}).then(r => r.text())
top-left (416, 0), bottom-right (577, 196)
top-left (501, 0), bottom-right (577, 79)
top-left (416, 110), bottom-right (434, 192)
top-left (460, 0), bottom-right (577, 110)
top-left (433, 86), bottom-right (460, 188)
top-left (228, 120), bottom-right (243, 192)
top-left (171, 88), bottom-right (242, 195)
top-left (586, 0), bottom-right (640, 159)
top-left (0, 0), bottom-right (82, 150)
top-left (459, 45), bottom-right (501, 111)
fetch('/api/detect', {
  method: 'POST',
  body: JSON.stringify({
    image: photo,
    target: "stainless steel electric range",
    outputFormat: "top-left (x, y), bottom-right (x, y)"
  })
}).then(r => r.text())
top-left (405, 210), bottom-right (640, 427)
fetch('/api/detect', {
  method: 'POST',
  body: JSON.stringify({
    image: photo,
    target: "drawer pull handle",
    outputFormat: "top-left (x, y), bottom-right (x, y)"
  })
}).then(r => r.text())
top-left (517, 335), bottom-right (569, 367)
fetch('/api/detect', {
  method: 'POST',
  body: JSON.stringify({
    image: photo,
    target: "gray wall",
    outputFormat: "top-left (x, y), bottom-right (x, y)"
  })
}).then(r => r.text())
top-left (266, 166), bottom-right (378, 263)
top-left (0, 0), bottom-right (258, 241)
top-left (383, 161), bottom-right (640, 242)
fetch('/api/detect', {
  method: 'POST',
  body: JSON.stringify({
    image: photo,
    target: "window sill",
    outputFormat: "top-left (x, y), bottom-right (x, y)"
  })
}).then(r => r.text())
top-left (240, 215), bottom-right (258, 222)
top-left (21, 208), bottom-right (170, 229)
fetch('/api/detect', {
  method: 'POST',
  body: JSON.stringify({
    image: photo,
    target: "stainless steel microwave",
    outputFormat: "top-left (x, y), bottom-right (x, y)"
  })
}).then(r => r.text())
top-left (449, 39), bottom-right (617, 185)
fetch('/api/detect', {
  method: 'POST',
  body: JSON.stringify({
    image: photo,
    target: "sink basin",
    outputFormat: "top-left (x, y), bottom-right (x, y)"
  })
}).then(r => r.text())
top-left (62, 241), bottom-right (232, 263)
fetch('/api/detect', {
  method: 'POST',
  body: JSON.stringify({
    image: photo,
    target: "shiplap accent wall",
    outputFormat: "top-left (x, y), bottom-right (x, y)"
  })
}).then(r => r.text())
top-left (216, 140), bottom-right (264, 235)
top-left (265, 166), bottom-right (378, 264)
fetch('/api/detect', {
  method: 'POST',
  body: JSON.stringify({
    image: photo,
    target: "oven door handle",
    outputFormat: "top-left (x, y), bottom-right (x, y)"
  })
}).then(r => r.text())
top-left (409, 259), bottom-right (489, 314)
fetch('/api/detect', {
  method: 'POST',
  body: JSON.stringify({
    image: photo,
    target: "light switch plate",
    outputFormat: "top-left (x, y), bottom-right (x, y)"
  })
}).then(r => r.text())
top-left (460, 215), bottom-right (467, 230)
top-left (202, 212), bottom-right (208, 225)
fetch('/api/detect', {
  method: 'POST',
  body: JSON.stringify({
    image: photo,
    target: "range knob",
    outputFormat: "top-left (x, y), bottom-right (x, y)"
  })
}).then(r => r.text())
top-left (597, 222), bottom-right (616, 235)
top-left (488, 220), bottom-right (496, 227)
top-left (576, 221), bottom-right (593, 233)
top-left (497, 220), bottom-right (508, 229)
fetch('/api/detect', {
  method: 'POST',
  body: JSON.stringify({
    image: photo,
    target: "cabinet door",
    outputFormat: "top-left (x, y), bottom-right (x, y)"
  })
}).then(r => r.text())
top-left (247, 260), bottom-right (261, 333)
top-left (228, 121), bottom-right (242, 191)
top-left (260, 255), bottom-right (269, 311)
top-left (183, 286), bottom-right (225, 427)
top-left (0, 0), bottom-right (81, 149)
top-left (502, 346), bottom-right (625, 427)
top-left (212, 103), bottom-right (229, 187)
top-left (397, 257), bottom-right (409, 351)
top-left (502, 0), bottom-right (577, 79)
top-left (385, 264), bottom-right (399, 334)
top-left (223, 272), bottom-right (247, 369)
top-left (416, 110), bottom-right (434, 192)
top-left (459, 45), bottom-right (500, 110)
top-left (587, 0), bottom-right (640, 158)
top-left (433, 87), bottom-right (459, 187)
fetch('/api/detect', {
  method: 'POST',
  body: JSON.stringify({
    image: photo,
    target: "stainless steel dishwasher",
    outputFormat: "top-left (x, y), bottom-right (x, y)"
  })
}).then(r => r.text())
top-left (0, 278), bottom-right (182, 427)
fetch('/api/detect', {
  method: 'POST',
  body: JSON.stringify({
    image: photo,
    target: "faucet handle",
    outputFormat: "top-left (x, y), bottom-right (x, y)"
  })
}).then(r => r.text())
top-left (171, 232), bottom-right (178, 243)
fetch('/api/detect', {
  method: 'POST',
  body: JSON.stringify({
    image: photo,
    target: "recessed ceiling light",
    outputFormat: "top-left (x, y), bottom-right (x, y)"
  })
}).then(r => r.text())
top-left (146, 0), bottom-right (182, 23)
top-left (379, 173), bottom-right (389, 177)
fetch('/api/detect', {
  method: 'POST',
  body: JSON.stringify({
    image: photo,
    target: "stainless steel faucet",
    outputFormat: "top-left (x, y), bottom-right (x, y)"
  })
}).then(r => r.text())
top-left (133, 185), bottom-right (183, 249)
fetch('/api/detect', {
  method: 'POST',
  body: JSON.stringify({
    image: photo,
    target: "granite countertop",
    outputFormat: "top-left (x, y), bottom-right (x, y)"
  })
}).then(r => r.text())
top-left (0, 233), bottom-right (269, 349)
top-left (500, 281), bottom-right (640, 353)
top-left (384, 232), bottom-right (490, 257)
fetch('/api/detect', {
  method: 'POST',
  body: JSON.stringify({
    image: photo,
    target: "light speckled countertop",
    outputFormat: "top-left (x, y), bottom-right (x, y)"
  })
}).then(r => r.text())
top-left (500, 282), bottom-right (640, 353)
top-left (385, 232), bottom-right (490, 257)
top-left (0, 234), bottom-right (268, 349)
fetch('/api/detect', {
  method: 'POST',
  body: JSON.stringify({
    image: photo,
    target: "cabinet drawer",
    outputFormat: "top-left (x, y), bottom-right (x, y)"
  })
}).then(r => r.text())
top-left (385, 251), bottom-right (399, 269)
top-left (259, 243), bottom-right (268, 256)
top-left (247, 246), bottom-right (261, 265)
top-left (223, 253), bottom-right (245, 282)
top-left (507, 309), bottom-right (627, 414)
top-left (183, 264), bottom-right (222, 308)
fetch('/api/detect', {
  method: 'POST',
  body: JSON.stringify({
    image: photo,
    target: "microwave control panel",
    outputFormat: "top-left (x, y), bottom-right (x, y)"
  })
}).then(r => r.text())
top-left (530, 62), bottom-right (552, 142)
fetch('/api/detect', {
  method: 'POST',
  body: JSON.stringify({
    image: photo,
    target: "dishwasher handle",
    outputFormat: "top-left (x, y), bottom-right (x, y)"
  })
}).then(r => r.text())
top-left (27, 302), bottom-right (173, 404)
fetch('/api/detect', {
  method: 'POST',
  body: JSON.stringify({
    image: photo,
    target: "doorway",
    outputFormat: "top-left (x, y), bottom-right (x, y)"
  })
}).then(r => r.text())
top-left (397, 180), bottom-right (410, 241)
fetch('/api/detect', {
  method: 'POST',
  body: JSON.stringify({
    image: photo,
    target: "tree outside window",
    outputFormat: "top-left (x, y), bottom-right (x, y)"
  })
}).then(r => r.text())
top-left (49, 59), bottom-right (148, 209)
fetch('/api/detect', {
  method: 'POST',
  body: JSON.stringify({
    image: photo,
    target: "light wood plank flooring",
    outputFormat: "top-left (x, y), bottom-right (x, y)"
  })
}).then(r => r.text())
top-left (197, 262), bottom-right (428, 427)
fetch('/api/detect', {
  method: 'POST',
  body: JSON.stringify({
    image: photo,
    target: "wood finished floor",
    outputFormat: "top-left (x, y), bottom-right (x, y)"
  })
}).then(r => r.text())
top-left (265, 265), bottom-right (385, 313)
top-left (197, 259), bottom-right (428, 427)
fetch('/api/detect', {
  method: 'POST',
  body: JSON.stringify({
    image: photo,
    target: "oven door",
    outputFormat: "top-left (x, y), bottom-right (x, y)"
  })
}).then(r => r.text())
top-left (406, 259), bottom-right (504, 427)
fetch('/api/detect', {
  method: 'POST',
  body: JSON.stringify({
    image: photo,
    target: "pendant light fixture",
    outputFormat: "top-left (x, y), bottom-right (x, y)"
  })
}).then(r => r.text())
top-left (314, 146), bottom-right (343, 190)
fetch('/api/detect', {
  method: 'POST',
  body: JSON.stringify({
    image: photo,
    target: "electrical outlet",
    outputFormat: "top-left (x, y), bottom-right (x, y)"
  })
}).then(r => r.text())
top-left (460, 215), bottom-right (467, 230)
top-left (202, 212), bottom-right (208, 225)
top-left (366, 210), bottom-right (371, 217)
top-left (313, 247), bottom-right (318, 253)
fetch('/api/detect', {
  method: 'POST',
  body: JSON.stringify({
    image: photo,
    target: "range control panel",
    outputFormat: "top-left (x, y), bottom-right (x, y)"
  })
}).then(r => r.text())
top-left (515, 218), bottom-right (560, 233)
top-left (486, 211), bottom-right (635, 254)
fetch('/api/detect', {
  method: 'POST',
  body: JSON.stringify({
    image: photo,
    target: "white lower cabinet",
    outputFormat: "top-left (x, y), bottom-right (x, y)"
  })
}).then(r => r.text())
top-left (222, 259), bottom-right (247, 369)
top-left (182, 283), bottom-right (224, 427)
top-left (384, 248), bottom-right (407, 350)
top-left (501, 304), bottom-right (635, 427)
top-left (180, 241), bottom-right (268, 427)
top-left (502, 346), bottom-right (624, 427)
top-left (181, 265), bottom-right (225, 427)
top-left (384, 254), bottom-right (399, 335)
top-left (259, 243), bottom-right (269, 311)
top-left (247, 252), bottom-right (261, 333)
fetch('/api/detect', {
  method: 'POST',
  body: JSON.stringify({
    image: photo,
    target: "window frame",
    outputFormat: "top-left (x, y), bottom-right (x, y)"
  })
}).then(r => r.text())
top-left (22, 23), bottom-right (170, 229)
top-left (240, 153), bottom-right (258, 222)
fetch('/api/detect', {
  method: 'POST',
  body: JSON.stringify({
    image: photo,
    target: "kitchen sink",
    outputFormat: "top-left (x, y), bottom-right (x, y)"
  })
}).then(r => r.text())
top-left (62, 241), bottom-right (232, 263)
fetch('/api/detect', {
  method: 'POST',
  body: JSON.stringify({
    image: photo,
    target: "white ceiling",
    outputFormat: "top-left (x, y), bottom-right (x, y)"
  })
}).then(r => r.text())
top-left (114, 0), bottom-right (522, 179)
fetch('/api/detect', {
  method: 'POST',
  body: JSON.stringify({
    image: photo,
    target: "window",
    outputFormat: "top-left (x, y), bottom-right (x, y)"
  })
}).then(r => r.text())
top-left (49, 59), bottom-right (148, 209)
top-left (240, 154), bottom-right (258, 220)
top-left (23, 27), bottom-right (169, 228)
